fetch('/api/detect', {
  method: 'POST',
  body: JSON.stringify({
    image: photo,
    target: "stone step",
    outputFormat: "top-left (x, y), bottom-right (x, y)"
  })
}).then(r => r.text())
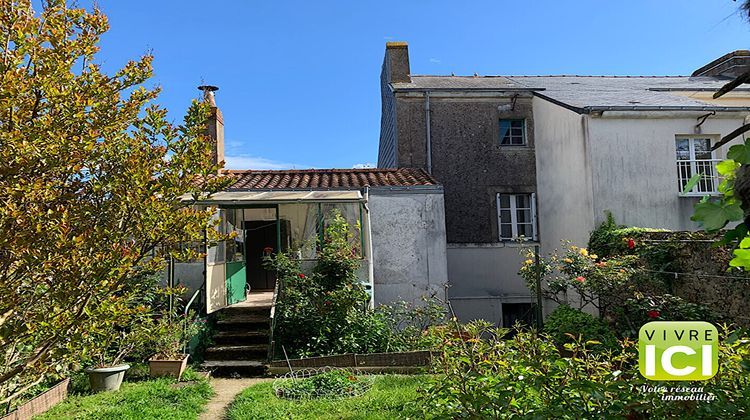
top-left (204, 344), bottom-right (268, 361)
top-left (220, 305), bottom-right (272, 316)
top-left (200, 360), bottom-right (267, 378)
top-left (215, 315), bottom-right (271, 332)
top-left (213, 331), bottom-right (269, 346)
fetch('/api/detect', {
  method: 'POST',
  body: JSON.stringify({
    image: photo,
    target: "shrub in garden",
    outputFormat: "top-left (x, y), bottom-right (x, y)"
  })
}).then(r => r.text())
top-left (611, 294), bottom-right (719, 339)
top-left (267, 210), bottom-right (448, 357)
top-left (543, 304), bottom-right (618, 351)
top-left (273, 368), bottom-right (372, 400)
top-left (417, 322), bottom-right (750, 419)
top-left (519, 244), bottom-right (636, 312)
top-left (266, 211), bottom-right (381, 357)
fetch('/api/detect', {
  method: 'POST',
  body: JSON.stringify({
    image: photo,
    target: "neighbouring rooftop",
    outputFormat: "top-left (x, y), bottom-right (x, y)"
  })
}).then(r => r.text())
top-left (222, 168), bottom-right (439, 190)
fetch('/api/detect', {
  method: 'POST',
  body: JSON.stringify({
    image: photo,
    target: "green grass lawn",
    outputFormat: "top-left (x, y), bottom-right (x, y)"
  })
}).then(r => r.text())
top-left (227, 375), bottom-right (425, 420)
top-left (36, 377), bottom-right (213, 420)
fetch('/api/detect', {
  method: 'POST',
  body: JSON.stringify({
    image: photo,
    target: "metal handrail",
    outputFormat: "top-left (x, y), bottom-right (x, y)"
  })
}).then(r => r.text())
top-left (182, 279), bottom-right (205, 354)
top-left (267, 276), bottom-right (284, 362)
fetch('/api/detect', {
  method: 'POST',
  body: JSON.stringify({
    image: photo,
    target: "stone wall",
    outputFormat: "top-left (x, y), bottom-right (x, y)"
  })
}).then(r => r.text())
top-left (594, 229), bottom-right (750, 327)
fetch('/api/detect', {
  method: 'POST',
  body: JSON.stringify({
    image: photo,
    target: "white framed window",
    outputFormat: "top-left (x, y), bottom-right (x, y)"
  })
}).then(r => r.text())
top-left (676, 137), bottom-right (720, 196)
top-left (499, 119), bottom-right (526, 145)
top-left (497, 193), bottom-right (537, 241)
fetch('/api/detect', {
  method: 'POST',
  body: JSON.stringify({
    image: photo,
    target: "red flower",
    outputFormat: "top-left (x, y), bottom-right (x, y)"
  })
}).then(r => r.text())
top-left (324, 300), bottom-right (332, 305)
top-left (627, 239), bottom-right (636, 250)
top-left (298, 273), bottom-right (305, 279)
top-left (575, 276), bottom-right (586, 283)
top-left (647, 310), bottom-right (660, 319)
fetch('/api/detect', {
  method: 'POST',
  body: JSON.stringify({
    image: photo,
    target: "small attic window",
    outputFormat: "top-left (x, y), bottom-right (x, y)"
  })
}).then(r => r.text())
top-left (499, 119), bottom-right (526, 146)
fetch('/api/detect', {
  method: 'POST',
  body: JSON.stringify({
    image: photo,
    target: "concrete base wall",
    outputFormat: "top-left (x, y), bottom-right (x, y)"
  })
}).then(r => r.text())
top-left (369, 189), bottom-right (449, 306)
top-left (446, 244), bottom-right (537, 324)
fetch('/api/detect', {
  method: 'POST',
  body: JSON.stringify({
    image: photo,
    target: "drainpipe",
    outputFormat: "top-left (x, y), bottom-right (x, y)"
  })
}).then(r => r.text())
top-left (363, 187), bottom-right (375, 309)
top-left (425, 91), bottom-right (432, 174)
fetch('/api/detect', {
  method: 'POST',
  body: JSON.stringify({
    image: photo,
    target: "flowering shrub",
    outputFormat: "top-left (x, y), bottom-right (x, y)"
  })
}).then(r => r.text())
top-left (611, 294), bottom-right (719, 339)
top-left (267, 211), bottom-right (448, 357)
top-left (416, 322), bottom-right (750, 418)
top-left (519, 244), bottom-right (636, 311)
top-left (266, 211), bottom-right (377, 358)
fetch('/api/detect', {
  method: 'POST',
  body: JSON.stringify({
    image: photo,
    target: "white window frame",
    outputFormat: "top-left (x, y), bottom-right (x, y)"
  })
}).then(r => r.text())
top-left (675, 136), bottom-right (720, 196)
top-left (496, 193), bottom-right (537, 241)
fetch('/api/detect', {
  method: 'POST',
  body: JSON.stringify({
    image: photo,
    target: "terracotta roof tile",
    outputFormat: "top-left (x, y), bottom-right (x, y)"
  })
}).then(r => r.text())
top-left (221, 168), bottom-right (439, 190)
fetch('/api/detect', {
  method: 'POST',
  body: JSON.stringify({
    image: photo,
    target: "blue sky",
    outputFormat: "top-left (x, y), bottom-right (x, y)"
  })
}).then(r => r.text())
top-left (84, 0), bottom-right (749, 169)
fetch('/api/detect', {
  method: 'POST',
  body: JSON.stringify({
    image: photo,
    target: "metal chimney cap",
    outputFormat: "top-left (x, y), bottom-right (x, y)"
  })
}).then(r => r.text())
top-left (197, 85), bottom-right (219, 92)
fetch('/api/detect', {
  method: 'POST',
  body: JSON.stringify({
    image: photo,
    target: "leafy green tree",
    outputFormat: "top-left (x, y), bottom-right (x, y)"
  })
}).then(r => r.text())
top-left (0, 0), bottom-right (227, 404)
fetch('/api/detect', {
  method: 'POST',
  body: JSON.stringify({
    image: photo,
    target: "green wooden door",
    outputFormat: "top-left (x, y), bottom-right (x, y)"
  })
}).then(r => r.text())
top-left (226, 261), bottom-right (246, 305)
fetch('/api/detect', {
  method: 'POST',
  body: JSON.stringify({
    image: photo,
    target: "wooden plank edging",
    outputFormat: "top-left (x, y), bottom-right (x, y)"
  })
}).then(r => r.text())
top-left (1, 378), bottom-right (69, 420)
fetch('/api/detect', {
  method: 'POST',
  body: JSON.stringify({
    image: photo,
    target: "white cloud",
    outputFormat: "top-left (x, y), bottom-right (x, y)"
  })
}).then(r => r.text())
top-left (224, 155), bottom-right (309, 170)
top-left (429, 58), bottom-right (441, 63)
top-left (352, 162), bottom-right (376, 169)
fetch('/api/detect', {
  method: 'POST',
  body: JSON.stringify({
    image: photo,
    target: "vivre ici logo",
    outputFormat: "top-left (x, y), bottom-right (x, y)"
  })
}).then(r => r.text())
top-left (638, 321), bottom-right (718, 381)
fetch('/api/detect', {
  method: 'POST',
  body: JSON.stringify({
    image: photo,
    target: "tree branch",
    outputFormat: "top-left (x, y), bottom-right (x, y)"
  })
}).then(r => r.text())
top-left (711, 123), bottom-right (750, 151)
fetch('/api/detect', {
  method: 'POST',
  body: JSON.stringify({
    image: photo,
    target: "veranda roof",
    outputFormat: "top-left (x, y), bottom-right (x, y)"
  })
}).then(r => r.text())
top-left (183, 190), bottom-right (363, 205)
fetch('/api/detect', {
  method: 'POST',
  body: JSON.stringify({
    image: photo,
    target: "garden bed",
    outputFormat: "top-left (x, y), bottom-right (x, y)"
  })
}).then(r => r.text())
top-left (227, 375), bottom-right (424, 420)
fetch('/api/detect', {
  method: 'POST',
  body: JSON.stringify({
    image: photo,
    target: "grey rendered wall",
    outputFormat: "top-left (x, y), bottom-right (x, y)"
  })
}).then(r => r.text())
top-left (532, 96), bottom-right (595, 250)
top-left (447, 244), bottom-right (537, 324)
top-left (368, 189), bottom-right (448, 306)
top-left (587, 115), bottom-right (745, 230)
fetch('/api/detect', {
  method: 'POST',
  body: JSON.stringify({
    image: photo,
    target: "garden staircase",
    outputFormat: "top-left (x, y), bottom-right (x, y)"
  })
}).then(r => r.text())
top-left (201, 301), bottom-right (271, 377)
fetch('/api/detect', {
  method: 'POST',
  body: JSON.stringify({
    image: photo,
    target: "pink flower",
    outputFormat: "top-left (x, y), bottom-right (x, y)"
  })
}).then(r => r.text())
top-left (647, 310), bottom-right (660, 319)
top-left (575, 276), bottom-right (586, 283)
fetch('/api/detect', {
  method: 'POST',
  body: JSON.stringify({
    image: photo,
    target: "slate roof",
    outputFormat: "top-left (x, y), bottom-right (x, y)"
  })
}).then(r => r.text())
top-left (222, 168), bottom-right (439, 190)
top-left (509, 76), bottom-right (750, 112)
top-left (391, 74), bottom-right (750, 113)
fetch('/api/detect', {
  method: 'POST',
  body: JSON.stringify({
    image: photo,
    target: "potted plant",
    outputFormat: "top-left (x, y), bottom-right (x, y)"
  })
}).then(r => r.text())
top-left (84, 329), bottom-right (139, 392)
top-left (148, 313), bottom-right (198, 380)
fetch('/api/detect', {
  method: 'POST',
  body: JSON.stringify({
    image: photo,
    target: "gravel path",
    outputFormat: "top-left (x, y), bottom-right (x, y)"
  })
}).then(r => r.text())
top-left (200, 377), bottom-right (272, 420)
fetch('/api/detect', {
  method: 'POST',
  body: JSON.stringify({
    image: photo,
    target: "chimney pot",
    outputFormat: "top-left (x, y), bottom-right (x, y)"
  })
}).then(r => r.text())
top-left (198, 85), bottom-right (219, 106)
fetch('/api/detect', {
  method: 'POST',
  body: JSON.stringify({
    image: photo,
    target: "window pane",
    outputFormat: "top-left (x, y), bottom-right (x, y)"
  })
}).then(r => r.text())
top-left (498, 194), bottom-right (510, 209)
top-left (517, 223), bottom-right (532, 238)
top-left (676, 139), bottom-right (690, 160)
top-left (500, 224), bottom-right (513, 239)
top-left (517, 209), bottom-right (530, 223)
top-left (499, 209), bottom-right (511, 223)
top-left (515, 194), bottom-right (529, 208)
top-left (499, 120), bottom-right (511, 145)
top-left (511, 120), bottom-right (524, 129)
top-left (694, 138), bottom-right (711, 160)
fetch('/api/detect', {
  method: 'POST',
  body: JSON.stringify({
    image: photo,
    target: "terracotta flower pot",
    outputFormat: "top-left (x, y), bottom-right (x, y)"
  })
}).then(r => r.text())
top-left (85, 364), bottom-right (130, 393)
top-left (149, 354), bottom-right (189, 380)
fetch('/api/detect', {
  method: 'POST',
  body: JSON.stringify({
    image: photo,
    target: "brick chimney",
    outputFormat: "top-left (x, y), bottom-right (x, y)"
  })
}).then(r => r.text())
top-left (692, 50), bottom-right (750, 78)
top-left (198, 85), bottom-right (224, 168)
top-left (383, 41), bottom-right (411, 83)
